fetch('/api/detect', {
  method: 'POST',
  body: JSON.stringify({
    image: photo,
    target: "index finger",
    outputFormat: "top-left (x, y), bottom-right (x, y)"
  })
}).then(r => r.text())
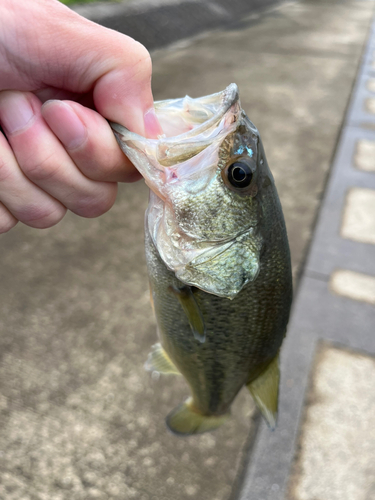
top-left (42, 99), bottom-right (142, 183)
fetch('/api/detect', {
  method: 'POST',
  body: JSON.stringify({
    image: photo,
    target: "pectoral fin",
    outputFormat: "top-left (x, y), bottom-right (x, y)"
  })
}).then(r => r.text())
top-left (144, 343), bottom-right (181, 375)
top-left (247, 354), bottom-right (280, 430)
top-left (176, 231), bottom-right (262, 299)
top-left (166, 397), bottom-right (230, 436)
top-left (169, 285), bottom-right (206, 343)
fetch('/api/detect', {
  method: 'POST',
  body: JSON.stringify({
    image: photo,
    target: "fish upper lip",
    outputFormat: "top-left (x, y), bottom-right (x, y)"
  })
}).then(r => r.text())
top-left (109, 83), bottom-right (240, 146)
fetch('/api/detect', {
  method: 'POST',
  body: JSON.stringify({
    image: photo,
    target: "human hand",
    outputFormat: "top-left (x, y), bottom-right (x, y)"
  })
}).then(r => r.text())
top-left (0, 0), bottom-right (162, 233)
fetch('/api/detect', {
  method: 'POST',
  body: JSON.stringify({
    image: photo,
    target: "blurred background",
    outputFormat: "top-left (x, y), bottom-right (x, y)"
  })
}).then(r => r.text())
top-left (1, 0), bottom-right (375, 499)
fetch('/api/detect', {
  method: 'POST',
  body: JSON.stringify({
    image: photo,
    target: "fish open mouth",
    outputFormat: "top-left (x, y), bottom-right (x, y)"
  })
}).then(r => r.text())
top-left (110, 83), bottom-right (241, 182)
top-left (111, 83), bottom-right (239, 141)
top-left (152, 83), bottom-right (239, 139)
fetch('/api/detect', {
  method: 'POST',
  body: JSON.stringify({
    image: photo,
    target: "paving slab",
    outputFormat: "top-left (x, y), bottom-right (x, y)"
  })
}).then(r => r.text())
top-left (330, 269), bottom-right (375, 304)
top-left (289, 345), bottom-right (375, 500)
top-left (341, 187), bottom-right (375, 243)
top-left (0, 1), bottom-right (374, 500)
top-left (355, 137), bottom-right (375, 171)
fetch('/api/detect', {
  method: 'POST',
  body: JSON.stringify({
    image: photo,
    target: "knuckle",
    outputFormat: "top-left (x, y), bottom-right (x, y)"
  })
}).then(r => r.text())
top-left (72, 184), bottom-right (117, 218)
top-left (18, 203), bottom-right (66, 229)
top-left (0, 215), bottom-right (18, 234)
top-left (0, 157), bottom-right (13, 183)
top-left (77, 141), bottom-right (132, 183)
top-left (0, 202), bottom-right (18, 234)
top-left (21, 152), bottom-right (60, 183)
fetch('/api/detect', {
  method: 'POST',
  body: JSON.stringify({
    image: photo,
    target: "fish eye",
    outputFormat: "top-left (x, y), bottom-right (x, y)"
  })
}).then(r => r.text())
top-left (227, 162), bottom-right (253, 188)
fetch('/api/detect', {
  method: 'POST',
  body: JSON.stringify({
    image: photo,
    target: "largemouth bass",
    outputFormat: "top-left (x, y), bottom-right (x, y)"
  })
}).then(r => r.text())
top-left (111, 84), bottom-right (292, 436)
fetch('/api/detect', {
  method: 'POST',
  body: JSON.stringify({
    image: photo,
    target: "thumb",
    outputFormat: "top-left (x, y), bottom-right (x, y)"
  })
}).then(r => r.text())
top-left (4, 0), bottom-right (162, 137)
top-left (60, 15), bottom-right (163, 138)
top-left (92, 41), bottom-right (162, 138)
top-left (50, 2), bottom-right (164, 137)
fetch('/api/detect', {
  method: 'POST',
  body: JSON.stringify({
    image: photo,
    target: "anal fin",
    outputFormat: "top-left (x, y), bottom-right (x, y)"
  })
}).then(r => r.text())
top-left (247, 353), bottom-right (280, 430)
top-left (166, 397), bottom-right (230, 436)
top-left (169, 285), bottom-right (206, 343)
top-left (144, 343), bottom-right (181, 375)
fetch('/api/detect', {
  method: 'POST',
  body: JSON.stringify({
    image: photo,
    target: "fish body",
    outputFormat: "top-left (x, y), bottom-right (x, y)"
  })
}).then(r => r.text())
top-left (111, 84), bottom-right (292, 435)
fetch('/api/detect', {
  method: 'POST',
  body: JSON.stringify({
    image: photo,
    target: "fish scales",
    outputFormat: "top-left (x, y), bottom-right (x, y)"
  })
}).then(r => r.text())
top-left (111, 84), bottom-right (293, 435)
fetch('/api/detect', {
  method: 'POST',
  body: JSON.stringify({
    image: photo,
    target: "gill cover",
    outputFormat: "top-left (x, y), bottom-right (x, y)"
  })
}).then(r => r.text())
top-left (111, 84), bottom-right (263, 299)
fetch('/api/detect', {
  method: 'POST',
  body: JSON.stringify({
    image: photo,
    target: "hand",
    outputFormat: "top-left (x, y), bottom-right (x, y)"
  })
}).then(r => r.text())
top-left (0, 0), bottom-right (162, 233)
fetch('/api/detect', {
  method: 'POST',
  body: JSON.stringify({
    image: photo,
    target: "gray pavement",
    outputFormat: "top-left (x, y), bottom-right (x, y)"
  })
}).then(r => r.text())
top-left (1, 1), bottom-right (374, 500)
top-left (72, 0), bottom-right (282, 51)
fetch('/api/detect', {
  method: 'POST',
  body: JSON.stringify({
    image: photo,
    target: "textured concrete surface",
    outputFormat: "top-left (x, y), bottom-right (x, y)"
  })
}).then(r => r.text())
top-left (0, 1), bottom-right (373, 500)
top-left (289, 346), bottom-right (375, 500)
top-left (72, 0), bottom-right (282, 51)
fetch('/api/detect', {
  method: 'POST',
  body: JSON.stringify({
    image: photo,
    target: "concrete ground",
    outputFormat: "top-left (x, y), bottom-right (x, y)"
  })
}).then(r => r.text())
top-left (0, 1), bottom-right (374, 500)
top-left (72, 0), bottom-right (282, 51)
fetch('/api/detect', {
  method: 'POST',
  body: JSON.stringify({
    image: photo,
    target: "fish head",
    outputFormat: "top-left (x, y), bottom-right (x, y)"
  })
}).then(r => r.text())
top-left (111, 84), bottom-right (273, 299)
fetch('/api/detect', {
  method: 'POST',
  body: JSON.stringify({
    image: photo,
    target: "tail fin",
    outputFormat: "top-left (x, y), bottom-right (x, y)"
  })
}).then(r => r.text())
top-left (246, 353), bottom-right (280, 430)
top-left (166, 398), bottom-right (230, 436)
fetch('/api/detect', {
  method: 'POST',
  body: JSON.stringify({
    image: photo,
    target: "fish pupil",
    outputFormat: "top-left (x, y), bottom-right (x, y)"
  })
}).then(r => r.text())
top-left (232, 166), bottom-right (246, 181)
top-left (227, 162), bottom-right (253, 188)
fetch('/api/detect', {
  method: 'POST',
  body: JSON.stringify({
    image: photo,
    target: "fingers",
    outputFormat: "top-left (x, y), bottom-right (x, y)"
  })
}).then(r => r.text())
top-left (41, 99), bottom-right (142, 183)
top-left (0, 202), bottom-right (18, 234)
top-left (0, 0), bottom-right (165, 235)
top-left (0, 90), bottom-right (118, 226)
top-left (0, 125), bottom-right (67, 229)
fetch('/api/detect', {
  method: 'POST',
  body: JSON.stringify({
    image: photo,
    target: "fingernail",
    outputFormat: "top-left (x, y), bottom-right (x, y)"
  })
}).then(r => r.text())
top-left (144, 108), bottom-right (163, 139)
top-left (42, 100), bottom-right (87, 150)
top-left (0, 93), bottom-right (35, 134)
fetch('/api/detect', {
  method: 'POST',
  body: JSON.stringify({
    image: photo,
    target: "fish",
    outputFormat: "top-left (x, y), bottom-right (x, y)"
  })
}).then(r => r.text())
top-left (111, 84), bottom-right (293, 436)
